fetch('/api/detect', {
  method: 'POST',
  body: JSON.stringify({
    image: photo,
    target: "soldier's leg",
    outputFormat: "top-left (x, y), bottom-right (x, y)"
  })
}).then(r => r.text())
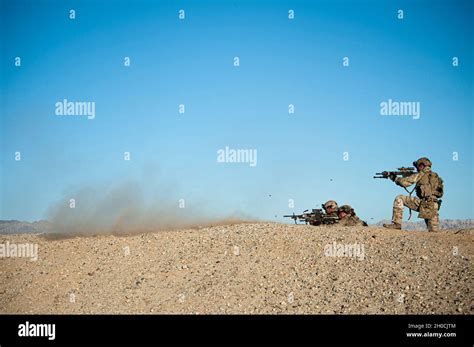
top-left (392, 195), bottom-right (420, 225)
top-left (425, 202), bottom-right (439, 232)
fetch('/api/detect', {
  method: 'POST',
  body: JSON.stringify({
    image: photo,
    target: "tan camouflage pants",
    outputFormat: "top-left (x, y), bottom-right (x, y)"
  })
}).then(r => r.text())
top-left (392, 195), bottom-right (439, 232)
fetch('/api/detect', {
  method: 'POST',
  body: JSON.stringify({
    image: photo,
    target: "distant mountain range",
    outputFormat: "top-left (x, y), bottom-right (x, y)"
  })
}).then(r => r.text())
top-left (373, 219), bottom-right (474, 231)
top-left (0, 220), bottom-right (55, 234)
top-left (1, 219), bottom-right (473, 234)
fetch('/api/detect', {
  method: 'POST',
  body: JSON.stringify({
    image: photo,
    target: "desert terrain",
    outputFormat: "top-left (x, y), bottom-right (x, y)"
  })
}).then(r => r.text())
top-left (0, 222), bottom-right (472, 314)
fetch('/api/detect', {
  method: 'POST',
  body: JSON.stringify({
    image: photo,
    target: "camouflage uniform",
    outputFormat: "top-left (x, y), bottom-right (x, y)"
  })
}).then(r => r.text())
top-left (390, 162), bottom-right (442, 232)
top-left (338, 205), bottom-right (368, 227)
top-left (338, 215), bottom-right (367, 226)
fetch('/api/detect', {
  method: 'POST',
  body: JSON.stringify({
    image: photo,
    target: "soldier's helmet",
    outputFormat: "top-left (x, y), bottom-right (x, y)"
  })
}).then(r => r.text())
top-left (338, 205), bottom-right (353, 214)
top-left (413, 157), bottom-right (432, 168)
top-left (323, 200), bottom-right (338, 211)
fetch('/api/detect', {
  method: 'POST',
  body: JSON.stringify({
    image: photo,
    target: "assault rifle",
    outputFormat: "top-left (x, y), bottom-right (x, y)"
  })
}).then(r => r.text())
top-left (284, 208), bottom-right (339, 226)
top-left (373, 167), bottom-right (415, 179)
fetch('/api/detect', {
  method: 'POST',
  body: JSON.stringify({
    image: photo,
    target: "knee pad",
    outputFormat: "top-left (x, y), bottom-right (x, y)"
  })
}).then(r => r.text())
top-left (393, 195), bottom-right (404, 208)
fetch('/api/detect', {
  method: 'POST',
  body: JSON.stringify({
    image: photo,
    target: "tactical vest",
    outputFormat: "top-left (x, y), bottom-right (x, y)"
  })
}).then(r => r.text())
top-left (415, 171), bottom-right (444, 200)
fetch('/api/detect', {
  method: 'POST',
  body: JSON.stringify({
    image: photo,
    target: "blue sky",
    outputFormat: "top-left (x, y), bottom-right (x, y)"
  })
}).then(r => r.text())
top-left (1, 0), bottom-right (473, 223)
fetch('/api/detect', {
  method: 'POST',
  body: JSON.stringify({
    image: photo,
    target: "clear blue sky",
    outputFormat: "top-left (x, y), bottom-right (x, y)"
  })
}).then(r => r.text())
top-left (1, 0), bottom-right (473, 223)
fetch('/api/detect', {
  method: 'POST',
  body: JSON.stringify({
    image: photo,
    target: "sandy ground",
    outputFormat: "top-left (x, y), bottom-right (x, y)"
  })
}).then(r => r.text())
top-left (0, 222), bottom-right (472, 314)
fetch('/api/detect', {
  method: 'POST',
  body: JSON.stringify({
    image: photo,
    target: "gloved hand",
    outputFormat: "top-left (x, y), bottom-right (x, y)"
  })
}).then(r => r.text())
top-left (389, 173), bottom-right (397, 182)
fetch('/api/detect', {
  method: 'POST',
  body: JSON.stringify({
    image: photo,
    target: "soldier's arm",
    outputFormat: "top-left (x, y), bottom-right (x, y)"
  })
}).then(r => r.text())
top-left (395, 172), bottom-right (420, 188)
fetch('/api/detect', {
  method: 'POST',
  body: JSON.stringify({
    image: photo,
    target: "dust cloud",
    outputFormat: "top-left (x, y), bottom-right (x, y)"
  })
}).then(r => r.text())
top-left (46, 180), bottom-right (252, 237)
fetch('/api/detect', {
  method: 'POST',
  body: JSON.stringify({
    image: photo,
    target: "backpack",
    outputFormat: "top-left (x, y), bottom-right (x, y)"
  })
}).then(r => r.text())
top-left (416, 172), bottom-right (444, 199)
top-left (431, 173), bottom-right (444, 198)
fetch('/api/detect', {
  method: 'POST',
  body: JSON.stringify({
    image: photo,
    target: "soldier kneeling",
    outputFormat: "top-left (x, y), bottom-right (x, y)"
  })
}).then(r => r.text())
top-left (383, 157), bottom-right (444, 232)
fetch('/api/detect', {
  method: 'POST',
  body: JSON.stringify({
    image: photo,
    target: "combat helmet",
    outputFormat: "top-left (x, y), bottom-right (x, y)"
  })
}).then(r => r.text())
top-left (323, 200), bottom-right (338, 211)
top-left (338, 205), bottom-right (353, 214)
top-left (413, 157), bottom-right (432, 168)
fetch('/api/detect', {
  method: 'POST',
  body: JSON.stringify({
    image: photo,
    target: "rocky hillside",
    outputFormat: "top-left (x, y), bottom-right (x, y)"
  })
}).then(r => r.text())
top-left (0, 223), bottom-right (472, 314)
